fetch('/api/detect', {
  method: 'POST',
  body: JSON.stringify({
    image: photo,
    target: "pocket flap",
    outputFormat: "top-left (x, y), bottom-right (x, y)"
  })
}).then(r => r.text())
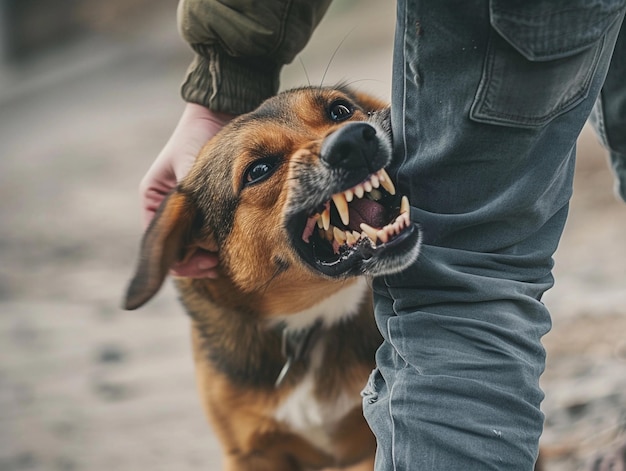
top-left (490, 0), bottom-right (624, 60)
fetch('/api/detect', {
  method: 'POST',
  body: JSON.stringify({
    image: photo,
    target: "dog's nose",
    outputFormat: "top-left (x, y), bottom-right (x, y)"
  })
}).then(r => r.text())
top-left (320, 122), bottom-right (378, 170)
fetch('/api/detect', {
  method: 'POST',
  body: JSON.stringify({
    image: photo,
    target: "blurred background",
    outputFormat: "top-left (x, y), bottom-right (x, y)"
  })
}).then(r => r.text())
top-left (0, 1), bottom-right (624, 470)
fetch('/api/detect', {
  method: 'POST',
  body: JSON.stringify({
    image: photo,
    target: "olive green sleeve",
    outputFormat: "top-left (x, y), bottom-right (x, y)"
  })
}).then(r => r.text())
top-left (178, 0), bottom-right (333, 114)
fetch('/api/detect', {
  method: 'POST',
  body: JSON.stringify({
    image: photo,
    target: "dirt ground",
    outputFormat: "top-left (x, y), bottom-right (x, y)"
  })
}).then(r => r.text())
top-left (0, 2), bottom-right (624, 470)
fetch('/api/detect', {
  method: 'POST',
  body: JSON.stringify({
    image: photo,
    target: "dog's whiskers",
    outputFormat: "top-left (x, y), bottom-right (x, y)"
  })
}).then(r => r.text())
top-left (342, 78), bottom-right (385, 88)
top-left (258, 258), bottom-right (290, 295)
top-left (298, 57), bottom-right (312, 87)
top-left (320, 27), bottom-right (356, 88)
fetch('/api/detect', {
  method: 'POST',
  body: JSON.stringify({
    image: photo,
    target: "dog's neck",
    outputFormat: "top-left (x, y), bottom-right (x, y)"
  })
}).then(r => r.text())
top-left (182, 276), bottom-right (375, 389)
top-left (270, 278), bottom-right (369, 387)
top-left (269, 277), bottom-right (370, 332)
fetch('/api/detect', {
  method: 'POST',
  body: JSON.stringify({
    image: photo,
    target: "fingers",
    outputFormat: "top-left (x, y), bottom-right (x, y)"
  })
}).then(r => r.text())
top-left (140, 104), bottom-right (236, 227)
top-left (138, 104), bottom-right (237, 278)
top-left (170, 250), bottom-right (219, 279)
top-left (141, 186), bottom-right (171, 228)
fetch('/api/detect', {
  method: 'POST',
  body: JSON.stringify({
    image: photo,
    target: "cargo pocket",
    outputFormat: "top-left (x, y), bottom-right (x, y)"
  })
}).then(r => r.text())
top-left (470, 0), bottom-right (624, 128)
top-left (361, 368), bottom-right (383, 405)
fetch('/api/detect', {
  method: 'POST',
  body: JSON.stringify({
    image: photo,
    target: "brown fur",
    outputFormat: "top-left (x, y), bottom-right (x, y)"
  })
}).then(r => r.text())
top-left (125, 87), bottom-right (404, 470)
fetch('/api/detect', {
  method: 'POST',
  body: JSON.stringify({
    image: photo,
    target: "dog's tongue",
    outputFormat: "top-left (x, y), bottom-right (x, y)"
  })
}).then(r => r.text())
top-left (347, 198), bottom-right (388, 231)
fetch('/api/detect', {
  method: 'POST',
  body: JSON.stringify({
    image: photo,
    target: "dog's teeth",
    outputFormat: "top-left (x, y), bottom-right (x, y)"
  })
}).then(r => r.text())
top-left (359, 223), bottom-right (379, 243)
top-left (400, 195), bottom-right (410, 214)
top-left (378, 169), bottom-right (396, 195)
top-left (395, 214), bottom-right (405, 230)
top-left (321, 204), bottom-right (331, 230)
top-left (324, 226), bottom-right (335, 241)
top-left (354, 185), bottom-right (365, 199)
top-left (333, 226), bottom-right (346, 244)
top-left (377, 228), bottom-right (390, 244)
top-left (363, 180), bottom-right (373, 193)
top-left (380, 176), bottom-right (396, 196)
top-left (352, 231), bottom-right (361, 241)
top-left (402, 212), bottom-right (411, 226)
top-left (345, 231), bottom-right (357, 246)
top-left (370, 174), bottom-right (380, 189)
top-left (344, 189), bottom-right (354, 202)
top-left (317, 216), bottom-right (324, 229)
top-left (332, 193), bottom-right (350, 226)
top-left (397, 212), bottom-right (410, 229)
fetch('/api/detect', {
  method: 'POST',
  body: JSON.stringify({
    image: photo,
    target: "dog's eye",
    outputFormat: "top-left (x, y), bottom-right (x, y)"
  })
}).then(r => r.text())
top-left (243, 158), bottom-right (278, 186)
top-left (328, 101), bottom-right (354, 122)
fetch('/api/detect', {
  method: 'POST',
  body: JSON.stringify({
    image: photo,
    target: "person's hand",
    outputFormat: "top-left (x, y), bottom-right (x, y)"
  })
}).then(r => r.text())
top-left (139, 102), bottom-right (235, 278)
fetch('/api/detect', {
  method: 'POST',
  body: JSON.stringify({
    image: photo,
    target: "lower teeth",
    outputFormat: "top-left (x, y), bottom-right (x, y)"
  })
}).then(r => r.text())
top-left (317, 210), bottom-right (410, 252)
top-left (304, 196), bottom-right (411, 252)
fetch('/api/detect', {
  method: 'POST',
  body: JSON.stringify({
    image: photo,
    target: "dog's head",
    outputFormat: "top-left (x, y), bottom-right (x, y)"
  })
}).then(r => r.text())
top-left (124, 86), bottom-right (421, 311)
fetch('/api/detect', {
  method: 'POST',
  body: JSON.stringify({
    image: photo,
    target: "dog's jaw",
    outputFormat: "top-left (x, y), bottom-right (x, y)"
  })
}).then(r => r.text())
top-left (284, 112), bottom-right (422, 278)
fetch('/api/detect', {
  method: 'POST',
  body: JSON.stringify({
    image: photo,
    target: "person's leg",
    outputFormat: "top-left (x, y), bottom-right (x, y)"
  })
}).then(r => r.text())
top-left (362, 1), bottom-right (626, 470)
top-left (582, 23), bottom-right (626, 471)
top-left (591, 17), bottom-right (626, 202)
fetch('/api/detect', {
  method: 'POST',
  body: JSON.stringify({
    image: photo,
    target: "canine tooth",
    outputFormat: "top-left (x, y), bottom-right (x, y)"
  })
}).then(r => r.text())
top-left (321, 205), bottom-right (331, 230)
top-left (363, 180), bottom-right (373, 193)
top-left (379, 169), bottom-right (396, 195)
top-left (332, 193), bottom-right (350, 226)
top-left (360, 223), bottom-right (379, 243)
top-left (400, 195), bottom-right (410, 214)
top-left (333, 226), bottom-right (346, 244)
top-left (354, 184), bottom-right (365, 199)
top-left (344, 189), bottom-right (354, 202)
top-left (317, 217), bottom-right (324, 229)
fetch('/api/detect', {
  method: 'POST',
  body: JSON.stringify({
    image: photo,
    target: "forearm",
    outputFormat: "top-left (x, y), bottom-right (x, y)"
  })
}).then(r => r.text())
top-left (177, 0), bottom-right (333, 114)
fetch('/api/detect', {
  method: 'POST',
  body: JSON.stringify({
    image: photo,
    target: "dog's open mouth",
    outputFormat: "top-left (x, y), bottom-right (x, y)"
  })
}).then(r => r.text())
top-left (288, 168), bottom-right (419, 277)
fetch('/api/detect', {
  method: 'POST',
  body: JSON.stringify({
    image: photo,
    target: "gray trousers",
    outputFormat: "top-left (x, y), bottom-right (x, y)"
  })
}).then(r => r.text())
top-left (362, 1), bottom-right (626, 469)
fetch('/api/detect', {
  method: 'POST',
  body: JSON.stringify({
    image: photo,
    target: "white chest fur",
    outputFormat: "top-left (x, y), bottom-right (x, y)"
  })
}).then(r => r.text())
top-left (273, 277), bottom-right (369, 330)
top-left (271, 279), bottom-right (369, 453)
top-left (274, 368), bottom-right (360, 454)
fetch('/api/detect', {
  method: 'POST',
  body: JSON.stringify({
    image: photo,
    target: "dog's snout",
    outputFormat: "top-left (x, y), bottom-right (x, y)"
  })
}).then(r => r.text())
top-left (321, 122), bottom-right (378, 170)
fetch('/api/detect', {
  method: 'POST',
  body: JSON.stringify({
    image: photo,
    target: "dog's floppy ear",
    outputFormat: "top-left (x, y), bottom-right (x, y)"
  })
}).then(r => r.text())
top-left (123, 191), bottom-right (195, 310)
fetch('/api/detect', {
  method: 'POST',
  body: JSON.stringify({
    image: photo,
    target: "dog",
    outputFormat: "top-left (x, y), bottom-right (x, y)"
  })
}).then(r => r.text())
top-left (124, 86), bottom-right (421, 470)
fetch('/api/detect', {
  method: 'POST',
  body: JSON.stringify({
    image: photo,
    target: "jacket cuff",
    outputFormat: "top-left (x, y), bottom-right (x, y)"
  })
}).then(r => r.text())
top-left (181, 45), bottom-right (280, 115)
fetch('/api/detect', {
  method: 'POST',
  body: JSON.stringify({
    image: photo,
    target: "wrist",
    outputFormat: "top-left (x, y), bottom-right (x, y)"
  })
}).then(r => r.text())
top-left (181, 47), bottom-right (280, 115)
